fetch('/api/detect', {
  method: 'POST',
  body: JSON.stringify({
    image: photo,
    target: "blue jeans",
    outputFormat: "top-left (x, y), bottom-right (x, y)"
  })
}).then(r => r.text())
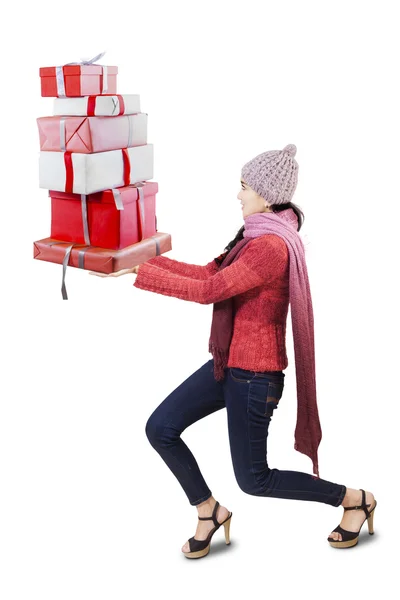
top-left (145, 359), bottom-right (346, 507)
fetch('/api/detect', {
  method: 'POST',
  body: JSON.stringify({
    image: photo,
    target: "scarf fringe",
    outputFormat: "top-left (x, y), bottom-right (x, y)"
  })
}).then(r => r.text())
top-left (294, 441), bottom-right (320, 479)
top-left (209, 340), bottom-right (228, 382)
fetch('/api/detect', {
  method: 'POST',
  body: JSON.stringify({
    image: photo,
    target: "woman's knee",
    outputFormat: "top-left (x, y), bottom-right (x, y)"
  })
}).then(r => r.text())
top-left (145, 413), bottom-right (161, 446)
top-left (236, 478), bottom-right (258, 495)
top-left (235, 469), bottom-right (272, 496)
top-left (145, 412), bottom-right (176, 448)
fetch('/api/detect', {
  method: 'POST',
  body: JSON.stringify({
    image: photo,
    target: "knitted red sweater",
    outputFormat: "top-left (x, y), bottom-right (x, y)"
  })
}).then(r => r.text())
top-left (133, 234), bottom-right (290, 372)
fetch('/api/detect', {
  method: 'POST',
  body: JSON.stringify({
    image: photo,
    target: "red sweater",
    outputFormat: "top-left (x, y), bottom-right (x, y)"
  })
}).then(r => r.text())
top-left (133, 234), bottom-right (290, 372)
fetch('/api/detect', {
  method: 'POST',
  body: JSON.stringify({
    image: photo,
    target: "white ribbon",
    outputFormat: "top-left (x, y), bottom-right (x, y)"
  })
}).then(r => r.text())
top-left (136, 185), bottom-right (146, 234)
top-left (47, 240), bottom-right (92, 299)
top-left (55, 51), bottom-right (108, 97)
top-left (102, 65), bottom-right (108, 93)
top-left (78, 51), bottom-right (107, 65)
top-left (80, 195), bottom-right (91, 245)
top-left (111, 189), bottom-right (125, 211)
top-left (111, 96), bottom-right (121, 115)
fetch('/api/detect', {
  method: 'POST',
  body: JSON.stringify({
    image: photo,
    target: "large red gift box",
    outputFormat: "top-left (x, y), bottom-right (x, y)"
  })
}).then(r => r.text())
top-left (39, 64), bottom-right (118, 97)
top-left (49, 181), bottom-right (158, 250)
top-left (33, 231), bottom-right (171, 274)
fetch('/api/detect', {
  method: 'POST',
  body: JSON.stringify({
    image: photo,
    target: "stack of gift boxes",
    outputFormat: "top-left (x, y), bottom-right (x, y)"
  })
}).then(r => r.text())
top-left (33, 55), bottom-right (172, 299)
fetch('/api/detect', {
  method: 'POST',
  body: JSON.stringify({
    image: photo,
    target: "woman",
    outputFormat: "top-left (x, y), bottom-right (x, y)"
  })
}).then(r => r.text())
top-left (90, 143), bottom-right (377, 557)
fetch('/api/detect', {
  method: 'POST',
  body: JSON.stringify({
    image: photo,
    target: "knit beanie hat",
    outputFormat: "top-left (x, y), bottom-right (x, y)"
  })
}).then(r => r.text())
top-left (241, 143), bottom-right (299, 206)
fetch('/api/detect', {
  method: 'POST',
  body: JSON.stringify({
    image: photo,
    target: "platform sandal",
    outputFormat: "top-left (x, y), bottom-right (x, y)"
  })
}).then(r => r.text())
top-left (183, 500), bottom-right (233, 559)
top-left (327, 488), bottom-right (377, 548)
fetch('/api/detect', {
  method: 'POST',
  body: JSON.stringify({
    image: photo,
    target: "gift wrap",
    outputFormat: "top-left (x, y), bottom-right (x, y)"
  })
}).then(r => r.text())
top-left (39, 144), bottom-right (154, 195)
top-left (39, 64), bottom-right (118, 97)
top-left (50, 181), bottom-right (158, 250)
top-left (53, 94), bottom-right (140, 116)
top-left (37, 113), bottom-right (148, 153)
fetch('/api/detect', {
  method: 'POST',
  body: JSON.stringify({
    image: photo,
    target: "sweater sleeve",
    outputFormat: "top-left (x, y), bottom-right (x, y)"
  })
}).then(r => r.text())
top-left (133, 235), bottom-right (288, 305)
top-left (143, 255), bottom-right (219, 279)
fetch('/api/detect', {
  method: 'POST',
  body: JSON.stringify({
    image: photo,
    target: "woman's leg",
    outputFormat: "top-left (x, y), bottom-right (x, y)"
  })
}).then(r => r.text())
top-left (145, 359), bottom-right (225, 506)
top-left (224, 367), bottom-right (347, 507)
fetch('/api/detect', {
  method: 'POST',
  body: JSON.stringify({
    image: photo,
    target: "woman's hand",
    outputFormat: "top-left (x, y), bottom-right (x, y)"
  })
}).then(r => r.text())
top-left (89, 265), bottom-right (140, 278)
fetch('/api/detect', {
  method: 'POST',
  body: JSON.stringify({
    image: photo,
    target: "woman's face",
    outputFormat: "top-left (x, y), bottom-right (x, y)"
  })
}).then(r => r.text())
top-left (238, 179), bottom-right (272, 219)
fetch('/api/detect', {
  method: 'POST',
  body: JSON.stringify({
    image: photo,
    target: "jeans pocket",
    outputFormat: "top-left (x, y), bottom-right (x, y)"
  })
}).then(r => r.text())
top-left (264, 381), bottom-right (284, 415)
top-left (230, 367), bottom-right (254, 383)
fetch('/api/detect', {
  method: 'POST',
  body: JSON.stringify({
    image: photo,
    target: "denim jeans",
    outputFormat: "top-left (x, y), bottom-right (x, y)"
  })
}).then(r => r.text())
top-left (145, 359), bottom-right (346, 508)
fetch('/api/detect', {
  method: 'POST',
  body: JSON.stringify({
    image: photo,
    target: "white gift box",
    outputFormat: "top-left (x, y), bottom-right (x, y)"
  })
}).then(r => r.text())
top-left (53, 94), bottom-right (141, 117)
top-left (39, 144), bottom-right (154, 195)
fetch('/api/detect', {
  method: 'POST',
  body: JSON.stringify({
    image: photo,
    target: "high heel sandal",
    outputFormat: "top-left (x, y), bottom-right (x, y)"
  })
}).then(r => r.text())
top-left (183, 500), bottom-right (233, 559)
top-left (327, 488), bottom-right (377, 548)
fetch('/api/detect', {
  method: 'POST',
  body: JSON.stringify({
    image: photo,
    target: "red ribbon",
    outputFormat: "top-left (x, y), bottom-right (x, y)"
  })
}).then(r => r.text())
top-left (86, 94), bottom-right (125, 117)
top-left (63, 148), bottom-right (130, 193)
top-left (121, 148), bottom-right (130, 186)
top-left (64, 152), bottom-right (74, 193)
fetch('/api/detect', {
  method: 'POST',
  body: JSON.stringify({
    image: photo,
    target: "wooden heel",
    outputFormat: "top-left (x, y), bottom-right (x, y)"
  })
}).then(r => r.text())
top-left (367, 501), bottom-right (377, 534)
top-left (223, 515), bottom-right (232, 544)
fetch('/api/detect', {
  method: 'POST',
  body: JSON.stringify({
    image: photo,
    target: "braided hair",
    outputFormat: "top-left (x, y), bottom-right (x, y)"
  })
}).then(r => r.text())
top-left (213, 201), bottom-right (305, 267)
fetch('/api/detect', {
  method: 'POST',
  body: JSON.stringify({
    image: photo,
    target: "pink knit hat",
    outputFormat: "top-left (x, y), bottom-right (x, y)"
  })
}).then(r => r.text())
top-left (241, 143), bottom-right (299, 206)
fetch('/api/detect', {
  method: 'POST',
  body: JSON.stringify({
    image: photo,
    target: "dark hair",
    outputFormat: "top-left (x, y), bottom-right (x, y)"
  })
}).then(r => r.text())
top-left (213, 201), bottom-right (305, 267)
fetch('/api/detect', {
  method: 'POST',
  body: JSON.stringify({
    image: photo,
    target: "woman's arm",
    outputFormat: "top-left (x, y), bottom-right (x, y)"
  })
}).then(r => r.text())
top-left (134, 235), bottom-right (288, 304)
top-left (143, 255), bottom-right (220, 279)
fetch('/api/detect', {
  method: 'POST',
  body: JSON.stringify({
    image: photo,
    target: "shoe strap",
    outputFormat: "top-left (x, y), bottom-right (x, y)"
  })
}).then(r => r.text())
top-left (343, 489), bottom-right (372, 518)
top-left (198, 500), bottom-right (220, 527)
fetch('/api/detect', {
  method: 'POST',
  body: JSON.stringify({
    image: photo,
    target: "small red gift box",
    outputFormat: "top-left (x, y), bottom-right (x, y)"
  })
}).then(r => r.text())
top-left (49, 181), bottom-right (158, 250)
top-left (39, 64), bottom-right (118, 97)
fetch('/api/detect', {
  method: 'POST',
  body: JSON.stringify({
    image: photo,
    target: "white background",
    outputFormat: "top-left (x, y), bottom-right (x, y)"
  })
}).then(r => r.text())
top-left (1, 1), bottom-right (399, 598)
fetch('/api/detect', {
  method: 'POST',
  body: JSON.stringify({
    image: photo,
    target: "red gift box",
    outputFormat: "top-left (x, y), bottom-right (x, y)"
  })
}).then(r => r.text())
top-left (33, 231), bottom-right (172, 275)
top-left (39, 64), bottom-right (118, 97)
top-left (49, 181), bottom-right (158, 250)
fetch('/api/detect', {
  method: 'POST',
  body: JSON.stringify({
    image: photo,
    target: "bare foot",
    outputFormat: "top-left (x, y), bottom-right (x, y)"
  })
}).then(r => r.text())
top-left (181, 498), bottom-right (230, 554)
top-left (328, 489), bottom-right (376, 542)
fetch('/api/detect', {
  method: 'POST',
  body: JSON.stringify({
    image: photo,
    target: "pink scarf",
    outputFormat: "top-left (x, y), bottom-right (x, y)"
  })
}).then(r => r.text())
top-left (208, 208), bottom-right (322, 478)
